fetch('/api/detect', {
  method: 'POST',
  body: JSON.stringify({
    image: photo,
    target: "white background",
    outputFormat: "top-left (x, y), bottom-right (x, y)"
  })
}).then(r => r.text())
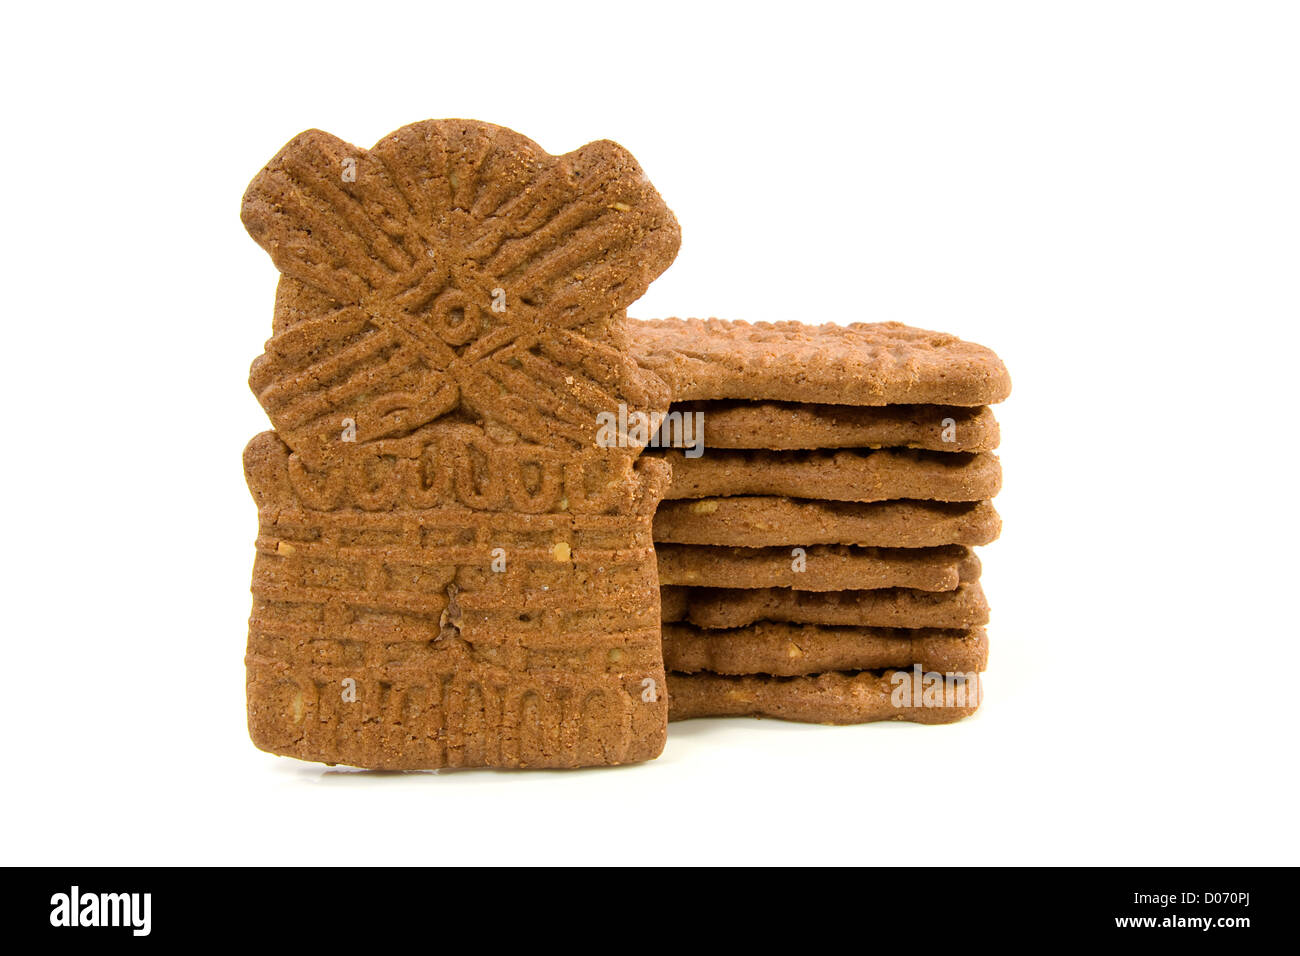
top-left (3, 1), bottom-right (1297, 866)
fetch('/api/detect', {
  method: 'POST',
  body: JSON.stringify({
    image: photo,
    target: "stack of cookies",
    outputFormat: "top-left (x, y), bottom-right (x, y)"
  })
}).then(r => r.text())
top-left (239, 116), bottom-right (1013, 771)
top-left (632, 318), bottom-right (1010, 725)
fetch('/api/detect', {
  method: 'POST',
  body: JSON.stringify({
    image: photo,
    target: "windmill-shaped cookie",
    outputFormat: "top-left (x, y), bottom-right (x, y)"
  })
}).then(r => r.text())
top-left (241, 119), bottom-right (680, 769)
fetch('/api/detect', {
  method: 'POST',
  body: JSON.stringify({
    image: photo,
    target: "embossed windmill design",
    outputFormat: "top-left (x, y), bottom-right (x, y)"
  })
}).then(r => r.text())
top-left (242, 119), bottom-right (679, 468)
top-left (241, 120), bottom-right (681, 770)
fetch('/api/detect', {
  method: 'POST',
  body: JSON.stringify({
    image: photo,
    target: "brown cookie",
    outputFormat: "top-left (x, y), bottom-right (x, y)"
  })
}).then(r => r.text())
top-left (243, 120), bottom-right (679, 469)
top-left (656, 543), bottom-right (978, 592)
top-left (662, 622), bottom-right (988, 676)
top-left (653, 497), bottom-right (1001, 548)
top-left (659, 401), bottom-right (1000, 451)
top-left (657, 448), bottom-right (1001, 503)
top-left (631, 318), bottom-right (1011, 406)
top-left (666, 670), bottom-right (981, 724)
top-left (661, 581), bottom-right (988, 629)
top-left (241, 119), bottom-right (681, 769)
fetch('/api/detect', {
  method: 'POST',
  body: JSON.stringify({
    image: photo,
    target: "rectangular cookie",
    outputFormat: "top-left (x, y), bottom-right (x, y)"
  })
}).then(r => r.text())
top-left (653, 497), bottom-right (1001, 548)
top-left (657, 448), bottom-right (1001, 503)
top-left (657, 401), bottom-right (999, 451)
top-left (666, 670), bottom-right (981, 724)
top-left (662, 622), bottom-right (988, 676)
top-left (656, 543), bottom-right (979, 592)
top-left (244, 430), bottom-right (671, 769)
top-left (661, 581), bottom-right (988, 629)
top-left (631, 318), bottom-right (1011, 406)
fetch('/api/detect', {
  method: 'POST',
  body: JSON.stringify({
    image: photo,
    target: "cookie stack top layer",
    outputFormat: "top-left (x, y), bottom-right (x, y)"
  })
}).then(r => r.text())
top-left (632, 318), bottom-right (1011, 406)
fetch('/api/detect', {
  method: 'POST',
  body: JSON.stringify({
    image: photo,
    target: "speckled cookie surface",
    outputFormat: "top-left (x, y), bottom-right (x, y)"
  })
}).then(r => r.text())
top-left (630, 318), bottom-right (1011, 406)
top-left (241, 119), bottom-right (680, 769)
top-left (660, 401), bottom-right (1000, 451)
top-left (244, 120), bottom-right (679, 469)
top-left (666, 670), bottom-right (981, 724)
top-left (662, 622), bottom-right (988, 676)
top-left (656, 543), bottom-right (978, 592)
top-left (661, 581), bottom-right (988, 629)
top-left (656, 448), bottom-right (1001, 503)
top-left (653, 496), bottom-right (1001, 548)
top-left (243, 430), bottom-right (671, 769)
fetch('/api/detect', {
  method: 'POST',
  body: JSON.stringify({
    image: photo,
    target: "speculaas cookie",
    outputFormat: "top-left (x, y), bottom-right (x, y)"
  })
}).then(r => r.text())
top-left (631, 318), bottom-right (1011, 406)
top-left (641, 320), bottom-right (1004, 730)
top-left (662, 622), bottom-right (988, 676)
top-left (658, 401), bottom-right (1000, 452)
top-left (653, 496), bottom-right (1001, 548)
top-left (244, 121), bottom-right (677, 468)
top-left (657, 448), bottom-right (1001, 503)
top-left (665, 670), bottom-right (981, 724)
top-left (241, 119), bottom-right (680, 769)
top-left (661, 581), bottom-right (989, 629)
top-left (656, 543), bottom-right (979, 592)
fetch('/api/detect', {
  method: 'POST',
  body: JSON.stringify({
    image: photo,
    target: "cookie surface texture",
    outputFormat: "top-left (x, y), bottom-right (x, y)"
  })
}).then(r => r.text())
top-left (662, 622), bottom-right (989, 676)
top-left (653, 497), bottom-right (1001, 548)
top-left (241, 119), bottom-right (680, 769)
top-left (657, 401), bottom-right (1000, 452)
top-left (631, 318), bottom-right (1011, 406)
top-left (656, 543), bottom-right (979, 592)
top-left (657, 448), bottom-right (1001, 502)
top-left (665, 671), bottom-right (982, 724)
top-left (660, 581), bottom-right (989, 629)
